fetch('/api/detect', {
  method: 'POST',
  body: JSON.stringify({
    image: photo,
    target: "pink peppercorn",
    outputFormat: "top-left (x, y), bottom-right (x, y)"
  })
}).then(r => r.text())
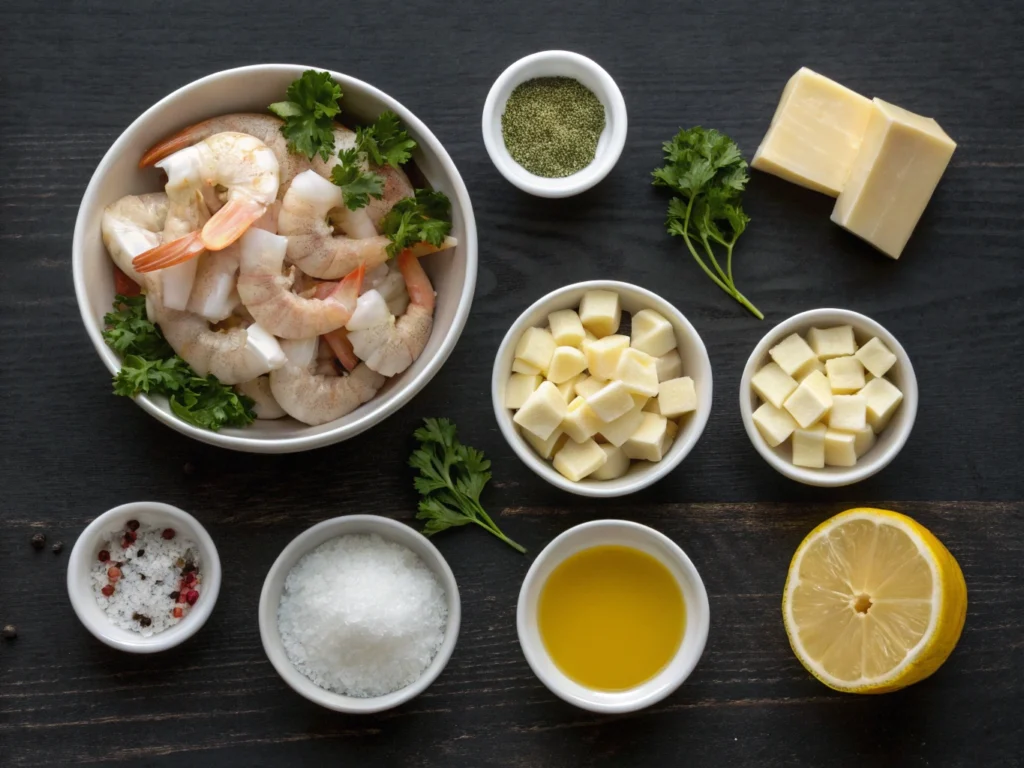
top-left (172, 607), bottom-right (183, 619)
top-left (101, 585), bottom-right (114, 597)
top-left (107, 567), bottom-right (121, 580)
top-left (161, 528), bottom-right (176, 540)
top-left (185, 590), bottom-right (199, 606)
top-left (98, 550), bottom-right (110, 562)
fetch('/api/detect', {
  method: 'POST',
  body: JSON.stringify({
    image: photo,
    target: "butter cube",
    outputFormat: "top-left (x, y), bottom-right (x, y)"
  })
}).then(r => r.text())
top-left (591, 444), bottom-right (631, 480)
top-left (825, 356), bottom-right (866, 394)
top-left (753, 402), bottom-right (798, 447)
top-left (797, 357), bottom-right (827, 380)
top-left (622, 413), bottom-right (669, 462)
top-left (561, 396), bottom-right (605, 443)
top-left (655, 349), bottom-right (684, 382)
top-left (769, 333), bottom-right (817, 377)
top-left (585, 329), bottom-right (598, 342)
top-left (660, 419), bottom-right (679, 459)
top-left (524, 429), bottom-right (568, 460)
top-left (751, 67), bottom-right (875, 196)
top-left (855, 337), bottom-right (897, 378)
top-left (792, 423), bottom-right (827, 468)
top-left (643, 397), bottom-right (661, 415)
top-left (807, 326), bottom-right (857, 359)
top-left (824, 429), bottom-right (858, 467)
top-left (751, 362), bottom-right (798, 409)
top-left (598, 404), bottom-right (645, 447)
top-left (547, 346), bottom-right (588, 384)
top-left (613, 348), bottom-right (660, 397)
top-left (850, 424), bottom-right (876, 458)
top-left (505, 373), bottom-right (542, 410)
top-left (556, 374), bottom-right (583, 403)
top-left (514, 327), bottom-right (556, 374)
top-left (586, 380), bottom-right (635, 423)
top-left (829, 394), bottom-right (867, 431)
top-left (548, 309), bottom-right (586, 348)
top-left (584, 334), bottom-right (629, 380)
top-left (861, 377), bottom-right (903, 432)
top-left (578, 290), bottom-right (621, 337)
top-left (513, 381), bottom-right (567, 440)
top-left (512, 358), bottom-right (540, 375)
top-left (630, 309), bottom-right (677, 357)
top-left (784, 370), bottom-right (833, 428)
top-left (658, 376), bottom-right (697, 418)
top-left (574, 375), bottom-right (606, 399)
top-left (553, 438), bottom-right (608, 482)
top-left (832, 99), bottom-right (956, 259)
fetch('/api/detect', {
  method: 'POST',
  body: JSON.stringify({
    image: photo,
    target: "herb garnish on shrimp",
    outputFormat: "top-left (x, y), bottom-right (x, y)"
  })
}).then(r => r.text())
top-left (268, 70), bottom-right (344, 161)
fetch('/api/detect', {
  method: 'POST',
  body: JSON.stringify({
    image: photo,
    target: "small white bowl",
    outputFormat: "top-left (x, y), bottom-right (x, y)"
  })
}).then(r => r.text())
top-left (258, 515), bottom-right (461, 714)
top-left (66, 502), bottom-right (221, 653)
top-left (492, 281), bottom-right (713, 497)
top-left (517, 520), bottom-right (709, 713)
top-left (739, 308), bottom-right (918, 487)
top-left (482, 50), bottom-right (627, 198)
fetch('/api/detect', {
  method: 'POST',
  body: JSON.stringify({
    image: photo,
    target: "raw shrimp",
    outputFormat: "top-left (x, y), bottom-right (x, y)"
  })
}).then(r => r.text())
top-left (235, 376), bottom-right (286, 420)
top-left (236, 228), bottom-right (363, 339)
top-left (158, 176), bottom-right (210, 311)
top-left (270, 337), bottom-right (386, 426)
top-left (101, 193), bottom-right (168, 289)
top-left (347, 250), bottom-right (435, 377)
top-left (365, 162), bottom-right (415, 231)
top-left (186, 245), bottom-right (240, 322)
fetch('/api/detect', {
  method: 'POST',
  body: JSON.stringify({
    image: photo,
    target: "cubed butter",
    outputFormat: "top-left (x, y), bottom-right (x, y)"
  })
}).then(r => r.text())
top-left (829, 394), bottom-right (867, 431)
top-left (578, 290), bottom-right (621, 337)
top-left (630, 309), bottom-right (677, 357)
top-left (613, 348), bottom-right (660, 397)
top-left (505, 373), bottom-right (542, 410)
top-left (832, 98), bottom-right (956, 259)
top-left (850, 424), bottom-right (876, 458)
top-left (860, 377), bottom-right (903, 432)
top-left (584, 334), bottom-right (629, 380)
top-left (585, 380), bottom-right (635, 423)
top-left (807, 325), bottom-right (857, 359)
top-left (512, 358), bottom-right (540, 375)
top-left (825, 356), bottom-right (866, 394)
top-left (824, 429), bottom-right (858, 467)
top-left (751, 362), bottom-right (798, 409)
top-left (643, 397), bottom-right (661, 415)
top-left (751, 67), bottom-right (875, 196)
top-left (659, 419), bottom-right (679, 459)
top-left (556, 374), bottom-right (583, 403)
top-left (792, 423), bottom-right (827, 468)
top-left (855, 337), bottom-right (897, 378)
top-left (514, 327), bottom-right (556, 374)
top-left (655, 349), bottom-right (684, 382)
top-left (590, 444), bottom-right (631, 480)
top-left (796, 357), bottom-right (827, 380)
top-left (598, 404), bottom-right (646, 447)
top-left (561, 396), bottom-right (605, 443)
top-left (769, 333), bottom-right (817, 376)
top-left (752, 402), bottom-right (798, 447)
top-left (512, 381), bottom-right (567, 440)
top-left (622, 413), bottom-right (669, 462)
top-left (547, 309), bottom-right (586, 348)
top-left (784, 370), bottom-right (833, 428)
top-left (523, 429), bottom-right (568, 460)
top-left (547, 346), bottom-right (588, 384)
top-left (658, 376), bottom-right (697, 418)
top-left (574, 375), bottom-right (606, 399)
top-left (553, 438), bottom-right (608, 482)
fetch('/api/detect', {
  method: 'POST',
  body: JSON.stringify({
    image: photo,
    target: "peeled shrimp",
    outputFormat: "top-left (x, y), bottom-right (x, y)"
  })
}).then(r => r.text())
top-left (270, 337), bottom-right (386, 426)
top-left (158, 175), bottom-right (210, 310)
top-left (347, 250), bottom-right (435, 377)
top-left (185, 245), bottom-right (240, 322)
top-left (101, 193), bottom-right (168, 289)
top-left (236, 228), bottom-right (363, 339)
top-left (235, 376), bottom-right (286, 420)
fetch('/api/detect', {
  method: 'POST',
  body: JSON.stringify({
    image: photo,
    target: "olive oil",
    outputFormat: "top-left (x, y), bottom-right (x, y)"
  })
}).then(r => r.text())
top-left (537, 545), bottom-right (685, 690)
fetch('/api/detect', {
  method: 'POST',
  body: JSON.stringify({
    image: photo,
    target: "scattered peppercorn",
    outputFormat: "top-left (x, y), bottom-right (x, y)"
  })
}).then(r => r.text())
top-left (172, 607), bottom-right (183, 619)
top-left (183, 462), bottom-right (196, 475)
top-left (125, 530), bottom-right (138, 543)
top-left (183, 572), bottom-right (197, 586)
top-left (139, 616), bottom-right (152, 628)
top-left (183, 562), bottom-right (197, 574)
top-left (2, 624), bottom-right (16, 639)
top-left (98, 550), bottom-right (110, 562)
top-left (140, 574), bottom-right (147, 580)
top-left (51, 541), bottom-right (64, 554)
top-left (185, 590), bottom-right (199, 606)
top-left (30, 533), bottom-right (46, 550)
top-left (127, 520), bottom-right (140, 531)
top-left (101, 585), bottom-right (115, 597)
top-left (163, 528), bottom-right (176, 540)
top-left (169, 591), bottom-right (180, 601)
top-left (136, 549), bottom-right (145, 557)
top-left (107, 567), bottom-right (122, 580)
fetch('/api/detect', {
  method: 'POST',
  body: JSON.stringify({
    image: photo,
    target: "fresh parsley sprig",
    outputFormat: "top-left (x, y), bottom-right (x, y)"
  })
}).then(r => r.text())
top-left (381, 189), bottom-right (452, 257)
top-left (330, 148), bottom-right (385, 211)
top-left (652, 127), bottom-right (763, 319)
top-left (269, 70), bottom-right (344, 161)
top-left (356, 111), bottom-right (417, 169)
top-left (409, 418), bottom-right (525, 554)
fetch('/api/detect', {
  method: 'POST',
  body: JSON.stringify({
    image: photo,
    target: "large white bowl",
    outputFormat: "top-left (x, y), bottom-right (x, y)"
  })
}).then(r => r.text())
top-left (73, 64), bottom-right (477, 453)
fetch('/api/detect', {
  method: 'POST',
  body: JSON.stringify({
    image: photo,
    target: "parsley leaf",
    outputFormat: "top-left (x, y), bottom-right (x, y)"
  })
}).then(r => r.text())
top-left (409, 418), bottom-right (525, 553)
top-left (652, 127), bottom-right (763, 319)
top-left (103, 294), bottom-right (175, 359)
top-left (380, 189), bottom-right (453, 257)
top-left (330, 147), bottom-right (385, 210)
top-left (355, 111), bottom-right (417, 168)
top-left (269, 70), bottom-right (343, 161)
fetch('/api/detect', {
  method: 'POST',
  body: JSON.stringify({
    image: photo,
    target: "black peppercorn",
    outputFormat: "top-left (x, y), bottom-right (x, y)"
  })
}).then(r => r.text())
top-left (136, 549), bottom-right (145, 557)
top-left (52, 542), bottom-right (64, 554)
top-left (127, 520), bottom-right (140, 531)
top-left (30, 533), bottom-right (46, 550)
top-left (2, 624), bottom-right (16, 639)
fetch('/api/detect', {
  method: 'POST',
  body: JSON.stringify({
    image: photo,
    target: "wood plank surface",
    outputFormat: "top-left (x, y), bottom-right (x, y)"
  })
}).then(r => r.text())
top-left (1, 0), bottom-right (1022, 765)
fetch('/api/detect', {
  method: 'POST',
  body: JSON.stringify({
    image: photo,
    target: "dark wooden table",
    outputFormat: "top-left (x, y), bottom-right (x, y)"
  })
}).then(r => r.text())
top-left (2, 0), bottom-right (1022, 765)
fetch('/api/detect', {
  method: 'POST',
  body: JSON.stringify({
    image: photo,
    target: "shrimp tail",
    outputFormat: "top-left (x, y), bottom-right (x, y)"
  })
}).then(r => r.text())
top-left (202, 198), bottom-right (267, 251)
top-left (331, 262), bottom-right (365, 315)
top-left (133, 231), bottom-right (206, 273)
top-left (139, 119), bottom-right (213, 168)
top-left (397, 250), bottom-right (435, 311)
top-left (322, 329), bottom-right (359, 372)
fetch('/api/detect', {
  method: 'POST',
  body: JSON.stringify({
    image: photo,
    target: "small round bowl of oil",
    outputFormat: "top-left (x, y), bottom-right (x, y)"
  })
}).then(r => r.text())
top-left (517, 520), bottom-right (709, 713)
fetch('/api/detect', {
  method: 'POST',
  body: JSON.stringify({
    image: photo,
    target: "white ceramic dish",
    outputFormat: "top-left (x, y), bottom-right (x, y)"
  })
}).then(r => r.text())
top-left (492, 280), bottom-right (713, 497)
top-left (481, 50), bottom-right (627, 198)
top-left (67, 502), bottom-right (221, 653)
top-left (517, 520), bottom-right (709, 713)
top-left (258, 514), bottom-right (461, 714)
top-left (73, 64), bottom-right (477, 453)
top-left (739, 308), bottom-right (918, 487)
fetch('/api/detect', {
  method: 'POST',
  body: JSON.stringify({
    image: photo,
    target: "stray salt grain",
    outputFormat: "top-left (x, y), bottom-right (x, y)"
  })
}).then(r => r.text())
top-left (277, 533), bottom-right (448, 698)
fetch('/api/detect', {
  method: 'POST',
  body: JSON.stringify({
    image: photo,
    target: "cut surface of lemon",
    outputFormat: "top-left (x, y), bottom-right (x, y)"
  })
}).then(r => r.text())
top-left (783, 508), bottom-right (967, 693)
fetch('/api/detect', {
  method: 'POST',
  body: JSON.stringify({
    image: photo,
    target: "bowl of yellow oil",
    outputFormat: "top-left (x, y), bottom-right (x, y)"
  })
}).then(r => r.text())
top-left (517, 520), bottom-right (709, 713)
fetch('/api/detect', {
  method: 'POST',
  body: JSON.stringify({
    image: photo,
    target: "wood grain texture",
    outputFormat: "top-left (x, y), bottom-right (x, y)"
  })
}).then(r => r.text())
top-left (1, 0), bottom-right (1022, 765)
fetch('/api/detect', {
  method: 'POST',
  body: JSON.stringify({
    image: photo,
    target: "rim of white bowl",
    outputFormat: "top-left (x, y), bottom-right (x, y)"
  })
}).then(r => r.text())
top-left (738, 308), bottom-right (919, 487)
top-left (491, 280), bottom-right (713, 497)
top-left (517, 519), bottom-right (710, 713)
top-left (257, 515), bottom-right (461, 714)
top-left (72, 63), bottom-right (477, 453)
top-left (66, 502), bottom-right (221, 653)
top-left (481, 50), bottom-right (627, 198)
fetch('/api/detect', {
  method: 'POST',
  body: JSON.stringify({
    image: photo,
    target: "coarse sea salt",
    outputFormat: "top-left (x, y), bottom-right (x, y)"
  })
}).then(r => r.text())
top-left (277, 533), bottom-right (448, 698)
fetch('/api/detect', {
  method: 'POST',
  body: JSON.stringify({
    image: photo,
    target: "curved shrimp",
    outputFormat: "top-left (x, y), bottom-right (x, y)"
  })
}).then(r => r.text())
top-left (185, 245), bottom-right (240, 322)
top-left (236, 228), bottom-right (364, 339)
top-left (347, 250), bottom-right (435, 377)
top-left (269, 337), bottom-right (386, 426)
top-left (235, 375), bottom-right (286, 420)
top-left (365, 162), bottom-right (415, 231)
top-left (101, 193), bottom-right (168, 290)
top-left (158, 178), bottom-right (210, 310)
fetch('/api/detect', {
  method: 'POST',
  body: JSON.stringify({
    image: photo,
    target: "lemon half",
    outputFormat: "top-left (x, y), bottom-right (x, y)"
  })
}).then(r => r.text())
top-left (783, 508), bottom-right (967, 693)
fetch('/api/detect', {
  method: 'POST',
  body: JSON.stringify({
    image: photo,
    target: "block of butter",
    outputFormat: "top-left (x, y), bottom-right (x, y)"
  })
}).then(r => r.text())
top-left (751, 68), bottom-right (875, 196)
top-left (832, 99), bottom-right (956, 259)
